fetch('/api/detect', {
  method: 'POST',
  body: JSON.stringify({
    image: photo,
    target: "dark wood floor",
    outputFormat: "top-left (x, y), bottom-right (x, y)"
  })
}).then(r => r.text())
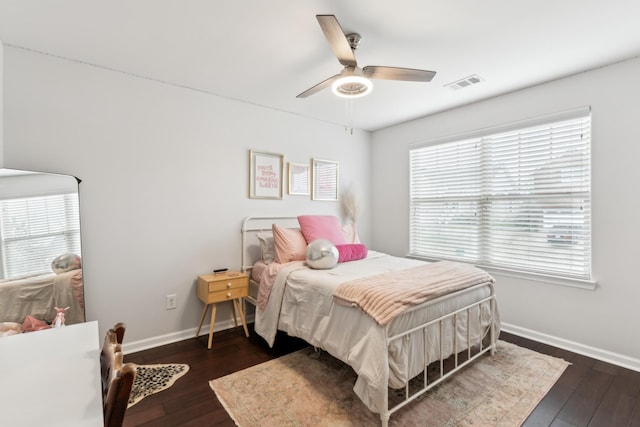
top-left (122, 325), bottom-right (640, 427)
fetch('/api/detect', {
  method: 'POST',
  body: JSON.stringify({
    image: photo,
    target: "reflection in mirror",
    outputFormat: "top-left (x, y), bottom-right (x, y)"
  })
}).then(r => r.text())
top-left (0, 168), bottom-right (84, 337)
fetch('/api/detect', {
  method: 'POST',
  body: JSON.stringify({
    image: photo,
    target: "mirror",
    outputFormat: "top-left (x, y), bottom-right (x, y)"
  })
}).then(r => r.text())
top-left (0, 168), bottom-right (84, 336)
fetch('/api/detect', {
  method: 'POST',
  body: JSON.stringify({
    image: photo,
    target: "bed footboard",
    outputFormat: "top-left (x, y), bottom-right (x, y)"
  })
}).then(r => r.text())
top-left (379, 283), bottom-right (497, 427)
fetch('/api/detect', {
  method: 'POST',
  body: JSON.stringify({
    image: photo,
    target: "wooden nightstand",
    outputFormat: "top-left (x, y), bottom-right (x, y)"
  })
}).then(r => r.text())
top-left (195, 271), bottom-right (249, 349)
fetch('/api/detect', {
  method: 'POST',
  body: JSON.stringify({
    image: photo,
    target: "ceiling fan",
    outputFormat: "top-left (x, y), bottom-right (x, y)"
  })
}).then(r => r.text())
top-left (297, 14), bottom-right (437, 99)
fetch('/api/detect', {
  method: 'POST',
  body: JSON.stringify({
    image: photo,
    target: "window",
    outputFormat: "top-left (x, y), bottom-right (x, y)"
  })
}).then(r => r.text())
top-left (0, 193), bottom-right (81, 279)
top-left (410, 111), bottom-right (591, 281)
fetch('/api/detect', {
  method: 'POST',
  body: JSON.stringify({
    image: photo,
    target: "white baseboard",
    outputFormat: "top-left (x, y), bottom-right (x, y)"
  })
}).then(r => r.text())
top-left (124, 317), bottom-right (640, 372)
top-left (123, 313), bottom-right (256, 354)
top-left (501, 322), bottom-right (640, 372)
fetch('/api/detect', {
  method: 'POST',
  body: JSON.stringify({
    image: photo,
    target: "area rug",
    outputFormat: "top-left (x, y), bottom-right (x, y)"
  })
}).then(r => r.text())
top-left (209, 341), bottom-right (569, 426)
top-left (128, 363), bottom-right (189, 408)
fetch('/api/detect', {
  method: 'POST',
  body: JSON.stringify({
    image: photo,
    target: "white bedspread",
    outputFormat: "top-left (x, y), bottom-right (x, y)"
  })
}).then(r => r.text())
top-left (254, 251), bottom-right (499, 414)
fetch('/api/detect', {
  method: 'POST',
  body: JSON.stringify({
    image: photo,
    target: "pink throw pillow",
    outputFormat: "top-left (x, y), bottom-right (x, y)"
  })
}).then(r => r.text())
top-left (336, 244), bottom-right (368, 263)
top-left (272, 224), bottom-right (308, 264)
top-left (298, 215), bottom-right (347, 245)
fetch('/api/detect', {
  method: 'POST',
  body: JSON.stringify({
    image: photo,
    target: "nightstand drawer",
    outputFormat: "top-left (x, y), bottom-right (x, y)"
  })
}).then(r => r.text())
top-left (208, 287), bottom-right (249, 303)
top-left (207, 277), bottom-right (247, 293)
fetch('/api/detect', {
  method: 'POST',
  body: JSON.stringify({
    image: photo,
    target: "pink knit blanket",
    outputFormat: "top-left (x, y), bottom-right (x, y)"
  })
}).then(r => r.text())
top-left (333, 261), bottom-right (494, 325)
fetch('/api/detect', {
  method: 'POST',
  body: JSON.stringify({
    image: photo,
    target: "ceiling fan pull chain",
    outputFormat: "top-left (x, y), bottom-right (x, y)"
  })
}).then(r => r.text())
top-left (344, 98), bottom-right (354, 135)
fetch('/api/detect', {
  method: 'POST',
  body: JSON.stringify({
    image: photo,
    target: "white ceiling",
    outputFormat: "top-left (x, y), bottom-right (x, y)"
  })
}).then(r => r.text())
top-left (1, 1), bottom-right (640, 131)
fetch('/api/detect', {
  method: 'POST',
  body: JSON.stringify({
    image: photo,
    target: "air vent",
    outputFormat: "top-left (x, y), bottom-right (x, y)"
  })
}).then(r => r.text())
top-left (445, 74), bottom-right (484, 90)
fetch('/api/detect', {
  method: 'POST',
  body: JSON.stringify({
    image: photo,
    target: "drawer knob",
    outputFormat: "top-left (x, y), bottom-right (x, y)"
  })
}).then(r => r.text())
top-left (227, 282), bottom-right (232, 288)
top-left (226, 292), bottom-right (232, 298)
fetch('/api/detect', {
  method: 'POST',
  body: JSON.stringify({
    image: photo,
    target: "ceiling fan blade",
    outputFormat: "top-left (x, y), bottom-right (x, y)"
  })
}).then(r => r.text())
top-left (296, 74), bottom-right (341, 98)
top-left (363, 66), bottom-right (436, 82)
top-left (316, 15), bottom-right (357, 67)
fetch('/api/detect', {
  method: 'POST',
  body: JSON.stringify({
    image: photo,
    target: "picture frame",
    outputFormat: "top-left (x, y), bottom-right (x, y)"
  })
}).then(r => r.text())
top-left (288, 162), bottom-right (310, 195)
top-left (311, 158), bottom-right (339, 201)
top-left (249, 150), bottom-right (284, 199)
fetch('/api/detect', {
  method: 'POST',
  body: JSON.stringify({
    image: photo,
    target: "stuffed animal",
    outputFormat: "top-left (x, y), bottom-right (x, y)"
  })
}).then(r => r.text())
top-left (0, 322), bottom-right (23, 337)
top-left (53, 307), bottom-right (70, 328)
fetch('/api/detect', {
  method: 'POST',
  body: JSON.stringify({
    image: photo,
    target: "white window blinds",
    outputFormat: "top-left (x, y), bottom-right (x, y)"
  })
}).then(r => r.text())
top-left (0, 193), bottom-right (81, 279)
top-left (410, 113), bottom-right (591, 280)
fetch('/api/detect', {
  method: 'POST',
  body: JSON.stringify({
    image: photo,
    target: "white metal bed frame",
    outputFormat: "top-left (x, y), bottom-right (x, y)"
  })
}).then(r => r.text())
top-left (241, 216), bottom-right (498, 427)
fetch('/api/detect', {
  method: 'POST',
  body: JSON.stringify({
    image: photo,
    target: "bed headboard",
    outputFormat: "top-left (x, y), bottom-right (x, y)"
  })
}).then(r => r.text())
top-left (240, 216), bottom-right (300, 273)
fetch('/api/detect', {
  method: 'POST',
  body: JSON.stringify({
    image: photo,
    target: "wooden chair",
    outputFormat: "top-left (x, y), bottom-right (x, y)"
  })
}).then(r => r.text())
top-left (110, 322), bottom-right (126, 345)
top-left (101, 327), bottom-right (136, 427)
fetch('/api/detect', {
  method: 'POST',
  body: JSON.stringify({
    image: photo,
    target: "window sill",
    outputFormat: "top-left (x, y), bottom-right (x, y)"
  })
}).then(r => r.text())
top-left (481, 266), bottom-right (597, 291)
top-left (407, 255), bottom-right (597, 291)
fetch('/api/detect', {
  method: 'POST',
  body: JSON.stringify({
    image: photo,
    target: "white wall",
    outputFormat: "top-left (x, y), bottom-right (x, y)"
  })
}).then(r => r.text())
top-left (0, 171), bottom-right (78, 200)
top-left (372, 57), bottom-right (640, 369)
top-left (2, 46), bottom-right (372, 349)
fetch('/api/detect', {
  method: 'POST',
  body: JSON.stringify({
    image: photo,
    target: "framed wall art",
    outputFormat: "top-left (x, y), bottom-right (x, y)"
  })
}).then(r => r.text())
top-left (288, 162), bottom-right (310, 195)
top-left (311, 158), bottom-right (339, 201)
top-left (249, 150), bottom-right (284, 199)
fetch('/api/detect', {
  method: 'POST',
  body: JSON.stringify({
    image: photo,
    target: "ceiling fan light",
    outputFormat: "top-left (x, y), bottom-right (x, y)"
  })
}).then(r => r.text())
top-left (331, 75), bottom-right (372, 98)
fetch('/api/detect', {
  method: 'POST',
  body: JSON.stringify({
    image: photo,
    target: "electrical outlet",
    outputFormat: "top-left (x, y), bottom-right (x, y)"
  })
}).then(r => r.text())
top-left (166, 294), bottom-right (177, 310)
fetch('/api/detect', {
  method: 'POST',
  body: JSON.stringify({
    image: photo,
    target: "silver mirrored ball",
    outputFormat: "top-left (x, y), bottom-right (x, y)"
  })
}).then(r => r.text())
top-left (306, 239), bottom-right (339, 269)
top-left (51, 252), bottom-right (82, 274)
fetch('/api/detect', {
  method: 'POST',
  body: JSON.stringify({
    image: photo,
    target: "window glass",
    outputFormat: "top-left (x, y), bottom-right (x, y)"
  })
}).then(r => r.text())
top-left (410, 113), bottom-right (591, 280)
top-left (0, 193), bottom-right (81, 278)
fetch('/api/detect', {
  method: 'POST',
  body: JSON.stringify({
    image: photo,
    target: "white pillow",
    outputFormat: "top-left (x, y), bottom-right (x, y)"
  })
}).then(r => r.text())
top-left (256, 233), bottom-right (275, 264)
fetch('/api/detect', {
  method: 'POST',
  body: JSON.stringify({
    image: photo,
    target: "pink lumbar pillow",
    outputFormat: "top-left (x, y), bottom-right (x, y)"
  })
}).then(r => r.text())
top-left (272, 223), bottom-right (308, 264)
top-left (298, 215), bottom-right (347, 245)
top-left (336, 244), bottom-right (368, 263)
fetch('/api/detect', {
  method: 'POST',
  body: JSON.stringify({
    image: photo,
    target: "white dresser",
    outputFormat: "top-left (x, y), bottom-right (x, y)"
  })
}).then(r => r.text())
top-left (0, 321), bottom-right (103, 426)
